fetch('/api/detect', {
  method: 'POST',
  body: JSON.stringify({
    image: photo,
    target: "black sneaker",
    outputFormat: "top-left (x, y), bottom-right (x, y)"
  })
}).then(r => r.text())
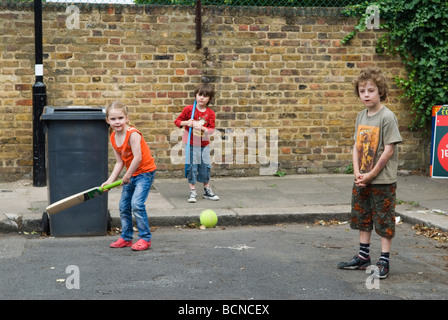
top-left (203, 187), bottom-right (219, 201)
top-left (375, 260), bottom-right (389, 279)
top-left (337, 255), bottom-right (371, 270)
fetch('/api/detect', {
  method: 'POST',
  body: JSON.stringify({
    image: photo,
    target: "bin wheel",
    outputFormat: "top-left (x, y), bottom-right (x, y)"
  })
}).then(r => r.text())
top-left (41, 212), bottom-right (50, 235)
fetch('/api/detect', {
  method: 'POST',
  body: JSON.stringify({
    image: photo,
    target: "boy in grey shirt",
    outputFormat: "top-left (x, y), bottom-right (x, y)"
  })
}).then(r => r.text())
top-left (338, 68), bottom-right (402, 279)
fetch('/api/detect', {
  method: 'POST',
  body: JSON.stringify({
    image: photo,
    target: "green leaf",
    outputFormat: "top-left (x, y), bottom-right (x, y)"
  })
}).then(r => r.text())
top-left (341, 0), bottom-right (448, 131)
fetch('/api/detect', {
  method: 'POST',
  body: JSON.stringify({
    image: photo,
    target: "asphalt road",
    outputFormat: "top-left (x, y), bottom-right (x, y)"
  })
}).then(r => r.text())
top-left (0, 222), bottom-right (447, 304)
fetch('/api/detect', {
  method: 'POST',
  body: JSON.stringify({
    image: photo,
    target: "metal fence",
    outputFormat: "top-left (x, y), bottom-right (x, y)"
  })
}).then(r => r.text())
top-left (5, 0), bottom-right (365, 7)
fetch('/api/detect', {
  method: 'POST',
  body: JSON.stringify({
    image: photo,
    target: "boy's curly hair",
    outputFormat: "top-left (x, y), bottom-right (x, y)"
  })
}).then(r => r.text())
top-left (353, 67), bottom-right (389, 102)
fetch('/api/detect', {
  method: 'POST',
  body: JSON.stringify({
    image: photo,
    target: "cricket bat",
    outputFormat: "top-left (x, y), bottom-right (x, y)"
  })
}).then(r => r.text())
top-left (46, 180), bottom-right (122, 215)
top-left (184, 100), bottom-right (197, 178)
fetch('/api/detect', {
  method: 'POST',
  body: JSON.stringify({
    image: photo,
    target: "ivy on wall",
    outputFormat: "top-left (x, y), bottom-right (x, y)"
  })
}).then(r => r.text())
top-left (341, 0), bottom-right (448, 132)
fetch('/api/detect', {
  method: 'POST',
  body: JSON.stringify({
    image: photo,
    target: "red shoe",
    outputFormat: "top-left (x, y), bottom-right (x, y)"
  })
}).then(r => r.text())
top-left (110, 238), bottom-right (133, 248)
top-left (131, 239), bottom-right (151, 251)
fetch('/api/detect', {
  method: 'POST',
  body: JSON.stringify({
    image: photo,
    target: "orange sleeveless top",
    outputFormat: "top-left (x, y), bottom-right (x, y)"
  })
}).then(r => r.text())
top-left (111, 127), bottom-right (156, 176)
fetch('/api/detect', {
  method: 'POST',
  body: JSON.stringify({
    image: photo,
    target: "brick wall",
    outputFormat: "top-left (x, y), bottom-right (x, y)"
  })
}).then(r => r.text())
top-left (0, 3), bottom-right (428, 181)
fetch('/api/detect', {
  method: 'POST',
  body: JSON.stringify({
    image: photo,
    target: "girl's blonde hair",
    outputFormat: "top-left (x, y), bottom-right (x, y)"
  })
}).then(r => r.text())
top-left (106, 100), bottom-right (129, 118)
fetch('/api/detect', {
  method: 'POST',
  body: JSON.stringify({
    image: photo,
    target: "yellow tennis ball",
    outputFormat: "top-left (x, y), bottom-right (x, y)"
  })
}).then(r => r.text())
top-left (200, 209), bottom-right (218, 228)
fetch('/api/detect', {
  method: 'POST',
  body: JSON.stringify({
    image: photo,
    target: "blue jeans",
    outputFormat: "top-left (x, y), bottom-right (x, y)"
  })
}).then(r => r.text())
top-left (118, 171), bottom-right (155, 242)
top-left (186, 145), bottom-right (211, 185)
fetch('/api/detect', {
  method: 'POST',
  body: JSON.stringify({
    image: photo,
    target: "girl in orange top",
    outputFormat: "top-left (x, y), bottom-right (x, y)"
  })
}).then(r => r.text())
top-left (102, 101), bottom-right (156, 251)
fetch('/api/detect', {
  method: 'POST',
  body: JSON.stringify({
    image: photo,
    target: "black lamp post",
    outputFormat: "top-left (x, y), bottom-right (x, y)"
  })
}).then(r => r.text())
top-left (33, 0), bottom-right (47, 187)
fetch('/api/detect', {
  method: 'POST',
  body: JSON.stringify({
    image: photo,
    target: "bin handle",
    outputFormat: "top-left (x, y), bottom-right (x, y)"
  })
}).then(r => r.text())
top-left (100, 180), bottom-right (122, 192)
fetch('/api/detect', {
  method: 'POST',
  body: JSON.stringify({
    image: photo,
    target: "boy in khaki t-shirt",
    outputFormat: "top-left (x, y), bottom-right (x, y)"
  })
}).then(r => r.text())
top-left (338, 68), bottom-right (402, 279)
top-left (354, 106), bottom-right (402, 184)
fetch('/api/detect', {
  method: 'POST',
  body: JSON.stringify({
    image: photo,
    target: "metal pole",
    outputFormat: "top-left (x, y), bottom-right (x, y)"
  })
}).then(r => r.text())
top-left (195, 0), bottom-right (202, 50)
top-left (33, 0), bottom-right (47, 187)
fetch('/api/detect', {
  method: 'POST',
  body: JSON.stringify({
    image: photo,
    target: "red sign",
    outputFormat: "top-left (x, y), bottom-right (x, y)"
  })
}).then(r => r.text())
top-left (432, 105), bottom-right (448, 178)
top-left (437, 133), bottom-right (448, 172)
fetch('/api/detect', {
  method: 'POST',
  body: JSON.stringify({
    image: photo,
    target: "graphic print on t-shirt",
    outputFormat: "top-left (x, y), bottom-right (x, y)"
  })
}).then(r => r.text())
top-left (356, 125), bottom-right (380, 173)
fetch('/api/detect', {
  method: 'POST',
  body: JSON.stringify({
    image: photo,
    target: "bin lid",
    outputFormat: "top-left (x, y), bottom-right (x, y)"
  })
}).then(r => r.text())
top-left (41, 106), bottom-right (106, 121)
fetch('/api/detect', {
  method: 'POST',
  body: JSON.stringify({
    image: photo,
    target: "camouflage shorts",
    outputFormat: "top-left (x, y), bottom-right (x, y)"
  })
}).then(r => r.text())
top-left (350, 183), bottom-right (397, 239)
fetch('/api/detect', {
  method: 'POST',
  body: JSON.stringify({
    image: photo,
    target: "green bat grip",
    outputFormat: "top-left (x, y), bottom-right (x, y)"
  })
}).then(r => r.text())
top-left (100, 179), bottom-right (122, 192)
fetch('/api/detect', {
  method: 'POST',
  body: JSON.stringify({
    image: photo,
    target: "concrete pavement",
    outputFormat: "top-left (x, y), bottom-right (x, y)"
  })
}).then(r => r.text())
top-left (0, 173), bottom-right (447, 234)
